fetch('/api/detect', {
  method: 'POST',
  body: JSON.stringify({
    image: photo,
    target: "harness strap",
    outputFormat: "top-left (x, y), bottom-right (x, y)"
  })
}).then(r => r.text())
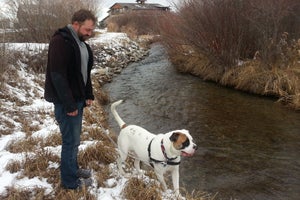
top-left (161, 139), bottom-right (178, 161)
top-left (147, 138), bottom-right (181, 168)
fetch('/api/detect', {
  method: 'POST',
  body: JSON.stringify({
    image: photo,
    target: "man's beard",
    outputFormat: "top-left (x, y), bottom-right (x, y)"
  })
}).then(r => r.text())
top-left (78, 32), bottom-right (89, 41)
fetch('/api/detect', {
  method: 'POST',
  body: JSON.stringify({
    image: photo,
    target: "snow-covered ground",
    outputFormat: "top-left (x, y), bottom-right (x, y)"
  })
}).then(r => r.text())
top-left (0, 30), bottom-right (179, 199)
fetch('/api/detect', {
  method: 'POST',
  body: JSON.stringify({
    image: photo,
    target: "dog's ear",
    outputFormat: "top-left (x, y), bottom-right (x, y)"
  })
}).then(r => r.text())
top-left (169, 132), bottom-right (180, 142)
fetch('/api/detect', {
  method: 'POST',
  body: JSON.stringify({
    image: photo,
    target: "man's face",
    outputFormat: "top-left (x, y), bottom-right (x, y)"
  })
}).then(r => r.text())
top-left (75, 19), bottom-right (95, 41)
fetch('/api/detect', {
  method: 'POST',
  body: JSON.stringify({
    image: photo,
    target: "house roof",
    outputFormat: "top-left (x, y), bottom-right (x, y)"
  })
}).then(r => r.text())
top-left (109, 3), bottom-right (170, 11)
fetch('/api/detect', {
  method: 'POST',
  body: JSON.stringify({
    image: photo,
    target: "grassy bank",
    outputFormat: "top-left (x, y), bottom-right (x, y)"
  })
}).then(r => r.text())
top-left (168, 46), bottom-right (300, 110)
top-left (159, 0), bottom-right (300, 110)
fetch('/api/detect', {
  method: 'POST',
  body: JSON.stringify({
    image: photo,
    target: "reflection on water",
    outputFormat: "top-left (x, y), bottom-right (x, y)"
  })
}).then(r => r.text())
top-left (104, 44), bottom-right (300, 199)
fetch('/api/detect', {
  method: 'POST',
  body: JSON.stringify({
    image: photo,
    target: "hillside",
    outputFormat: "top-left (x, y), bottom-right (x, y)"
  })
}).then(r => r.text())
top-left (0, 31), bottom-right (179, 200)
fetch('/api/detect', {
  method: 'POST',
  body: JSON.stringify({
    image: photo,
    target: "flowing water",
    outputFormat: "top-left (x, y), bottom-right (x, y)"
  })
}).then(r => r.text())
top-left (104, 44), bottom-right (300, 200)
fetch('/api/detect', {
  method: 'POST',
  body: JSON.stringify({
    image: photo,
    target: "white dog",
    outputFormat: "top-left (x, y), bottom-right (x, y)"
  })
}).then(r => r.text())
top-left (111, 100), bottom-right (197, 196)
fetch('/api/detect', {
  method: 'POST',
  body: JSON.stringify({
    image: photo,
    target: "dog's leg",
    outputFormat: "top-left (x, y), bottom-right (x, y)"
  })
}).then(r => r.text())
top-left (134, 159), bottom-right (141, 173)
top-left (171, 166), bottom-right (181, 197)
top-left (117, 146), bottom-right (127, 175)
top-left (154, 168), bottom-right (168, 191)
top-left (117, 158), bottom-right (125, 175)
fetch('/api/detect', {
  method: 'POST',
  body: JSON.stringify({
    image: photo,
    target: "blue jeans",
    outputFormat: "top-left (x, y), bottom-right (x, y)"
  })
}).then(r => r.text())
top-left (54, 101), bottom-right (84, 189)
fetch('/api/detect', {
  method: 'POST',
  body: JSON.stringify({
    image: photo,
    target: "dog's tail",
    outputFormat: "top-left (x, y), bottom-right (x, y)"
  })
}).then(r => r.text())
top-left (111, 100), bottom-right (126, 129)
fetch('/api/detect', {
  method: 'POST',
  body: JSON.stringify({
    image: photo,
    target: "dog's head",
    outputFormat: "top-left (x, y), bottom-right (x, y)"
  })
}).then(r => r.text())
top-left (169, 130), bottom-right (197, 157)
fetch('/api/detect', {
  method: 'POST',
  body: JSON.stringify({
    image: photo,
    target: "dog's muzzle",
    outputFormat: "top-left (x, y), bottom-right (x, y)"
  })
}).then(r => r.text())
top-left (181, 144), bottom-right (197, 157)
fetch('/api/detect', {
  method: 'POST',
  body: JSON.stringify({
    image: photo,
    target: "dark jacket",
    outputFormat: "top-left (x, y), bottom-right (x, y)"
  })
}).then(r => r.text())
top-left (44, 26), bottom-right (94, 113)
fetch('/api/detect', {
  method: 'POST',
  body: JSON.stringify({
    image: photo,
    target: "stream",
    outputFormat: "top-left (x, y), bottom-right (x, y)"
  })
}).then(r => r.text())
top-left (104, 44), bottom-right (300, 200)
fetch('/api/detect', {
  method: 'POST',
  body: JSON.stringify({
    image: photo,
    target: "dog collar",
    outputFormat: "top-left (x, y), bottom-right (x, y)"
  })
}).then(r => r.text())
top-left (147, 138), bottom-right (180, 167)
top-left (160, 139), bottom-right (178, 161)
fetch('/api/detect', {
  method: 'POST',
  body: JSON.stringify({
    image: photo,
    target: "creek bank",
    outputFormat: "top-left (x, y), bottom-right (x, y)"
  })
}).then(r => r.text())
top-left (90, 33), bottom-right (150, 85)
top-left (169, 50), bottom-right (300, 111)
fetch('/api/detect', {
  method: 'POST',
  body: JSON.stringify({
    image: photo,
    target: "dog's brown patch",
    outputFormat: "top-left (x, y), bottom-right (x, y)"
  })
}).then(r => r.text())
top-left (173, 133), bottom-right (188, 150)
top-left (121, 124), bottom-right (127, 129)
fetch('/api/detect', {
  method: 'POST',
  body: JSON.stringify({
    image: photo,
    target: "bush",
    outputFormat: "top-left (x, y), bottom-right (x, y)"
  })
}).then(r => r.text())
top-left (6, 0), bottom-right (100, 43)
top-left (161, 0), bottom-right (300, 69)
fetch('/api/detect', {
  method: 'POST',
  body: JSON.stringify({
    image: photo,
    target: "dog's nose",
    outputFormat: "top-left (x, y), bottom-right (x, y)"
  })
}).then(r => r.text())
top-left (193, 145), bottom-right (198, 150)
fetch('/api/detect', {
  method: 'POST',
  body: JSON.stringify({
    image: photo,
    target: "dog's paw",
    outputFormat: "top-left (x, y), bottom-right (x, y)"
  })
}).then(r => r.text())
top-left (176, 194), bottom-right (186, 200)
top-left (162, 189), bottom-right (185, 200)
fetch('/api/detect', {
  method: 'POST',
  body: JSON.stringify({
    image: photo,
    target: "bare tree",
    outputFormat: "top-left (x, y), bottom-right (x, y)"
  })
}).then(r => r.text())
top-left (7, 0), bottom-right (101, 42)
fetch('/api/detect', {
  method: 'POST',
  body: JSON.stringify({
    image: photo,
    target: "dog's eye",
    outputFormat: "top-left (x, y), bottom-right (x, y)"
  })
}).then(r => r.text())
top-left (181, 139), bottom-right (190, 149)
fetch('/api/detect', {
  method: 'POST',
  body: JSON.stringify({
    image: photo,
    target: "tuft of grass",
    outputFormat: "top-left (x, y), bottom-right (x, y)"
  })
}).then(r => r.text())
top-left (181, 189), bottom-right (218, 200)
top-left (6, 137), bottom-right (40, 153)
top-left (123, 177), bottom-right (162, 200)
top-left (18, 150), bottom-right (60, 179)
top-left (42, 133), bottom-right (61, 147)
top-left (54, 188), bottom-right (96, 200)
top-left (1, 187), bottom-right (49, 200)
top-left (93, 164), bottom-right (111, 187)
top-left (78, 142), bottom-right (118, 167)
top-left (6, 160), bottom-right (22, 173)
top-left (221, 61), bottom-right (300, 97)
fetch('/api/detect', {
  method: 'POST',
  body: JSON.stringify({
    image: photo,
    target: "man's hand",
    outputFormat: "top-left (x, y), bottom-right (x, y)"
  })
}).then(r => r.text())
top-left (67, 110), bottom-right (78, 116)
top-left (86, 99), bottom-right (93, 107)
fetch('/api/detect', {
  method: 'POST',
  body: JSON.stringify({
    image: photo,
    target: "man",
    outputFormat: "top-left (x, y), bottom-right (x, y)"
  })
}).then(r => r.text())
top-left (44, 9), bottom-right (96, 189)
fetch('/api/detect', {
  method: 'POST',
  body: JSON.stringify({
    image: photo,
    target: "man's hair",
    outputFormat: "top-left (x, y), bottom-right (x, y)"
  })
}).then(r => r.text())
top-left (71, 9), bottom-right (97, 24)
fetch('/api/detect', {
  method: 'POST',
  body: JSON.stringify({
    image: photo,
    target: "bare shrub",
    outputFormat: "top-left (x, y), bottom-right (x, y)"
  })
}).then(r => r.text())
top-left (158, 11), bottom-right (186, 55)
top-left (7, 0), bottom-right (100, 42)
top-left (161, 0), bottom-right (300, 69)
top-left (26, 48), bottom-right (48, 73)
top-left (243, 0), bottom-right (300, 67)
top-left (176, 0), bottom-right (247, 67)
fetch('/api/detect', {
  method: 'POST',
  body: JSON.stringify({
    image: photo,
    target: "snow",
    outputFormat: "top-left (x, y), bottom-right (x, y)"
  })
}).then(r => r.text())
top-left (0, 30), bottom-right (131, 199)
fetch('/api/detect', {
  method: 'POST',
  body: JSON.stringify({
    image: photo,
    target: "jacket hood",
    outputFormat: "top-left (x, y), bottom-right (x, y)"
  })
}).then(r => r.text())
top-left (53, 26), bottom-right (73, 41)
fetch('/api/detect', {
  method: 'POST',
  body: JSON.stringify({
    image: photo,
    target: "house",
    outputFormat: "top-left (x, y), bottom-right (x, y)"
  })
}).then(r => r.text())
top-left (100, 1), bottom-right (170, 28)
top-left (108, 2), bottom-right (170, 16)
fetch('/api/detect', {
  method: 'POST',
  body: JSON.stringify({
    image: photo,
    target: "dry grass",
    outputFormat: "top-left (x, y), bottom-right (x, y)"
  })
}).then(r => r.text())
top-left (169, 47), bottom-right (224, 82)
top-left (42, 133), bottom-right (62, 147)
top-left (6, 160), bottom-right (22, 173)
top-left (78, 141), bottom-right (118, 166)
top-left (54, 188), bottom-right (96, 200)
top-left (3, 186), bottom-right (96, 200)
top-left (122, 176), bottom-right (215, 200)
top-left (3, 187), bottom-right (50, 200)
top-left (93, 164), bottom-right (111, 187)
top-left (170, 43), bottom-right (300, 110)
top-left (182, 189), bottom-right (218, 200)
top-left (21, 150), bottom-right (60, 179)
top-left (123, 176), bottom-right (162, 200)
top-left (6, 137), bottom-right (41, 153)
